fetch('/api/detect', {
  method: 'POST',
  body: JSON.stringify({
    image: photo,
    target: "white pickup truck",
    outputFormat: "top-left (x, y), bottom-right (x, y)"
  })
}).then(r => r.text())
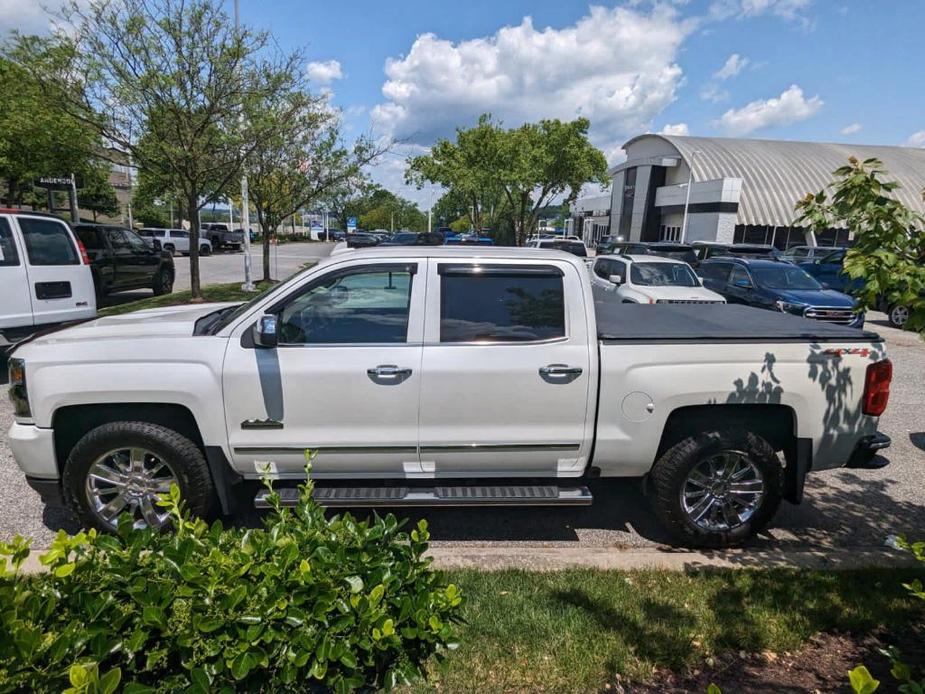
top-left (7, 247), bottom-right (892, 547)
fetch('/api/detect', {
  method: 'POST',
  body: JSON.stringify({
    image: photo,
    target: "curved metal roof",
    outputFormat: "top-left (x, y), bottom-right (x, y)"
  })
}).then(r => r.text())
top-left (623, 134), bottom-right (925, 227)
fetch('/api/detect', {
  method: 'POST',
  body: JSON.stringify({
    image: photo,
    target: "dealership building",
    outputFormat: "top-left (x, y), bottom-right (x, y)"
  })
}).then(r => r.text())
top-left (572, 134), bottom-right (925, 249)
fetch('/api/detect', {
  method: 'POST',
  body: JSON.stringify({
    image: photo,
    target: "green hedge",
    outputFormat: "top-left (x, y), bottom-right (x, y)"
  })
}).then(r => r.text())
top-left (0, 474), bottom-right (463, 692)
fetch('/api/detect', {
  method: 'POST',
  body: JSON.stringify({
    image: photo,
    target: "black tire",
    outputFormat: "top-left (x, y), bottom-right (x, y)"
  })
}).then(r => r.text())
top-left (199, 243), bottom-right (211, 256)
top-left (163, 243), bottom-right (176, 256)
top-left (210, 235), bottom-right (221, 249)
top-left (649, 428), bottom-right (782, 548)
top-left (888, 304), bottom-right (909, 329)
top-left (152, 267), bottom-right (173, 295)
top-left (63, 421), bottom-right (216, 533)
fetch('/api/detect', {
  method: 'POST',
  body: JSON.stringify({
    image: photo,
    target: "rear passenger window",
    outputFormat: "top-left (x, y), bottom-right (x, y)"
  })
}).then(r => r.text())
top-left (700, 263), bottom-right (732, 282)
top-left (439, 265), bottom-right (565, 343)
top-left (76, 227), bottom-right (103, 250)
top-left (18, 217), bottom-right (79, 265)
top-left (0, 218), bottom-right (20, 266)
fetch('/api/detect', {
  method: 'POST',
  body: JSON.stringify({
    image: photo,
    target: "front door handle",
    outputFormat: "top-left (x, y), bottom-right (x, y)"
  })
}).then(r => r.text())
top-left (367, 364), bottom-right (412, 378)
top-left (539, 364), bottom-right (583, 377)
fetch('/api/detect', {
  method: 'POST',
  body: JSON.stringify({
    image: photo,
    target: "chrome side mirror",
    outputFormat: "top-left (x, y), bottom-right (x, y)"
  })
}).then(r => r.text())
top-left (608, 274), bottom-right (624, 285)
top-left (254, 314), bottom-right (278, 348)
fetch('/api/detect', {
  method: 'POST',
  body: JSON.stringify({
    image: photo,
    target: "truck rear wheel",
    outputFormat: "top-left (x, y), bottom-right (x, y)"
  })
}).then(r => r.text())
top-left (649, 428), bottom-right (782, 548)
top-left (152, 268), bottom-right (173, 295)
top-left (63, 421), bottom-right (216, 533)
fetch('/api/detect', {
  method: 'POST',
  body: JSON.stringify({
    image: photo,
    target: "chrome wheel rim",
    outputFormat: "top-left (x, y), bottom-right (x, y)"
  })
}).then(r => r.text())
top-left (680, 451), bottom-right (765, 532)
top-left (85, 448), bottom-right (177, 529)
top-left (891, 305), bottom-right (909, 326)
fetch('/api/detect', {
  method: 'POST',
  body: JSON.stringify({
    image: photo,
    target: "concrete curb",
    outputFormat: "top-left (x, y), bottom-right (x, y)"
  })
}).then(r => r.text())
top-left (425, 546), bottom-right (917, 571)
top-left (12, 545), bottom-right (916, 575)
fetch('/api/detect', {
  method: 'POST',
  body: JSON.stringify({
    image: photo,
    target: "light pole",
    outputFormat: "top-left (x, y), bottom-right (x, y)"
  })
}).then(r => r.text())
top-left (234, 0), bottom-right (254, 291)
top-left (680, 150), bottom-right (701, 243)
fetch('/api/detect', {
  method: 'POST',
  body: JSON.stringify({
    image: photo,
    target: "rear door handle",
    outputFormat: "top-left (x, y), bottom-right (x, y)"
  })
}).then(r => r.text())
top-left (539, 364), bottom-right (583, 377)
top-left (367, 364), bottom-right (412, 378)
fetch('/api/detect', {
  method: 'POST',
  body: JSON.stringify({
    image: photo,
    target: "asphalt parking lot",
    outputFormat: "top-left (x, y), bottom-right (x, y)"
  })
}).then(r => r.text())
top-left (0, 307), bottom-right (922, 551)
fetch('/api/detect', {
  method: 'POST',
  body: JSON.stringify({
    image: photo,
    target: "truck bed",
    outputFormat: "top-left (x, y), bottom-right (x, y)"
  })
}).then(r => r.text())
top-left (595, 302), bottom-right (882, 343)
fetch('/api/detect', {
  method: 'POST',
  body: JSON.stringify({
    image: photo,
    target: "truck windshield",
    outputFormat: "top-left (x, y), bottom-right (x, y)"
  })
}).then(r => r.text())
top-left (752, 266), bottom-right (822, 290)
top-left (630, 262), bottom-right (698, 287)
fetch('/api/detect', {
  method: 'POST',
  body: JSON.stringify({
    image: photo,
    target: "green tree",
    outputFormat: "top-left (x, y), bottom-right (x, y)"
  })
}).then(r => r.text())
top-left (243, 88), bottom-right (383, 281)
top-left (77, 165), bottom-right (119, 221)
top-left (407, 115), bottom-right (608, 245)
top-left (12, 0), bottom-right (304, 299)
top-left (0, 50), bottom-right (104, 210)
top-left (795, 157), bottom-right (925, 333)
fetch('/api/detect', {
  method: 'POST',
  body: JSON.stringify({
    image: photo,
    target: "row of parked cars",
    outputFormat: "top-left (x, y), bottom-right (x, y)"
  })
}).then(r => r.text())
top-left (0, 211), bottom-right (190, 351)
top-left (343, 229), bottom-right (495, 248)
top-left (585, 239), bottom-right (917, 329)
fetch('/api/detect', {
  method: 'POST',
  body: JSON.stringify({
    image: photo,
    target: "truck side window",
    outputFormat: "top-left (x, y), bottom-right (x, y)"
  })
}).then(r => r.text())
top-left (439, 265), bottom-right (565, 343)
top-left (0, 218), bottom-right (20, 266)
top-left (277, 266), bottom-right (413, 344)
top-left (17, 217), bottom-right (80, 266)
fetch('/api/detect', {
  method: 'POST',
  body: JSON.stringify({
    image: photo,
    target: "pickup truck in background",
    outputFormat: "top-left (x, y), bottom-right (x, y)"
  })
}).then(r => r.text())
top-left (7, 247), bottom-right (891, 547)
top-left (200, 223), bottom-right (244, 251)
top-left (74, 224), bottom-right (175, 299)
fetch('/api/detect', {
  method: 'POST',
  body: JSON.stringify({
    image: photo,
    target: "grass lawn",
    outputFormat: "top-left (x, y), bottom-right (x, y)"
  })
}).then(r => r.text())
top-left (97, 281), bottom-right (275, 316)
top-left (408, 568), bottom-right (924, 692)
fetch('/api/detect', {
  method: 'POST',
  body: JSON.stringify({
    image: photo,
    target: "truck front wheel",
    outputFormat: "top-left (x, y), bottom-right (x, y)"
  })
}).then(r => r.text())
top-left (63, 422), bottom-right (216, 532)
top-left (649, 428), bottom-right (782, 548)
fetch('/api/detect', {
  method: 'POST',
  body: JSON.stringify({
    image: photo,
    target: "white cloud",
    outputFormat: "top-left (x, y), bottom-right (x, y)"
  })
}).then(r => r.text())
top-left (371, 5), bottom-right (691, 156)
top-left (306, 60), bottom-right (344, 85)
top-left (700, 83), bottom-right (730, 103)
top-left (714, 53), bottom-right (749, 80)
top-left (660, 122), bottom-right (690, 136)
top-left (709, 0), bottom-right (812, 23)
top-left (715, 84), bottom-right (823, 135)
top-left (906, 131), bottom-right (925, 148)
top-left (0, 0), bottom-right (69, 33)
top-left (840, 122), bottom-right (862, 135)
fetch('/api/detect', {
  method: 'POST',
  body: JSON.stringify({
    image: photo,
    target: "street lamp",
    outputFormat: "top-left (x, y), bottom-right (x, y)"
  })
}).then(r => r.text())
top-left (233, 0), bottom-right (254, 290)
top-left (680, 150), bottom-right (702, 243)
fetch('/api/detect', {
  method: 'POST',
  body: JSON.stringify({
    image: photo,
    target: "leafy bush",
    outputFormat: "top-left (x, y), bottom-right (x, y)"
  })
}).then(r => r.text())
top-left (849, 536), bottom-right (925, 694)
top-left (0, 469), bottom-right (463, 692)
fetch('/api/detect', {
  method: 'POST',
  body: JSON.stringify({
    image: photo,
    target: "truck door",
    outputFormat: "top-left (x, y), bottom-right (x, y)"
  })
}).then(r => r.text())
top-left (222, 260), bottom-right (425, 478)
top-left (418, 259), bottom-right (594, 477)
top-left (0, 217), bottom-right (32, 330)
top-left (13, 215), bottom-right (96, 327)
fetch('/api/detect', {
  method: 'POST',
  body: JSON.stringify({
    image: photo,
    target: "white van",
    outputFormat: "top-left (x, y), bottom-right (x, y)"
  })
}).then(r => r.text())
top-left (0, 210), bottom-right (96, 351)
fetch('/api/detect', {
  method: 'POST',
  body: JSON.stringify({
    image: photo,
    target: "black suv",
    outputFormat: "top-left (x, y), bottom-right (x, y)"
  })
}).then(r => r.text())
top-left (74, 224), bottom-right (175, 299)
top-left (610, 241), bottom-right (698, 265)
top-left (692, 242), bottom-right (781, 262)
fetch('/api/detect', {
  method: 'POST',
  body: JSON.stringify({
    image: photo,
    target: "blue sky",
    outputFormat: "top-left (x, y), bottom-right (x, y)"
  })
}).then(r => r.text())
top-left (9, 0), bottom-right (925, 203)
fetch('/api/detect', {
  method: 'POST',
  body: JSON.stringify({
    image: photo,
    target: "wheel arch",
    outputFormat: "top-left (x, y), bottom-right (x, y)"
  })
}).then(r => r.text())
top-left (53, 402), bottom-right (205, 476)
top-left (656, 403), bottom-right (807, 504)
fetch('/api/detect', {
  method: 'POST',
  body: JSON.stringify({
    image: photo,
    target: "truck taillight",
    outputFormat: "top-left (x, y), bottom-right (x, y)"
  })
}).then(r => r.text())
top-left (76, 239), bottom-right (91, 265)
top-left (862, 359), bottom-right (892, 416)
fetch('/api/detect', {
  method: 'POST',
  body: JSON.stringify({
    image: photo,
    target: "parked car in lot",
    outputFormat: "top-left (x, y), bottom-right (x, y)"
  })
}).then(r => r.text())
top-left (74, 224), bottom-right (175, 299)
top-left (200, 223), bottom-right (244, 251)
top-left (7, 247), bottom-right (891, 548)
top-left (345, 232), bottom-right (380, 248)
top-left (699, 257), bottom-right (865, 328)
top-left (594, 235), bottom-right (623, 255)
top-left (591, 254), bottom-right (725, 304)
top-left (0, 210), bottom-right (96, 352)
top-left (610, 241), bottom-right (699, 266)
top-left (692, 242), bottom-right (781, 262)
top-left (779, 245), bottom-right (845, 263)
top-left (798, 247), bottom-right (864, 295)
top-left (138, 228), bottom-right (212, 256)
top-left (526, 238), bottom-right (587, 257)
top-left (379, 231), bottom-right (444, 246)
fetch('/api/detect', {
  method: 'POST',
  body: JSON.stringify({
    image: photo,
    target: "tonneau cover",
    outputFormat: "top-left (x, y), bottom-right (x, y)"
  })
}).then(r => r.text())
top-left (595, 302), bottom-right (882, 342)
